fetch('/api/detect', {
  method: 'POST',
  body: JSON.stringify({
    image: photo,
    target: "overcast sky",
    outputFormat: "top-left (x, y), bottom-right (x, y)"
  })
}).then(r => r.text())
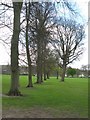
top-left (0, 0), bottom-right (89, 69)
top-left (69, 0), bottom-right (88, 68)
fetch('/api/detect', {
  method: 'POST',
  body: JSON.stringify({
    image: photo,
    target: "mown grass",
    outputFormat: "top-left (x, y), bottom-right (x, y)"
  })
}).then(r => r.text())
top-left (1, 75), bottom-right (88, 117)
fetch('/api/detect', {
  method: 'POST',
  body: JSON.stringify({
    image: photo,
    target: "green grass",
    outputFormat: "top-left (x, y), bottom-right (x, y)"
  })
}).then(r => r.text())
top-left (1, 75), bottom-right (88, 117)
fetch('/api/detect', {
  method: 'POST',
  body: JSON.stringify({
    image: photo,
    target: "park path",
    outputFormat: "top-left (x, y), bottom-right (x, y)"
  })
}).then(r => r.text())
top-left (2, 108), bottom-right (53, 118)
top-left (2, 107), bottom-right (84, 118)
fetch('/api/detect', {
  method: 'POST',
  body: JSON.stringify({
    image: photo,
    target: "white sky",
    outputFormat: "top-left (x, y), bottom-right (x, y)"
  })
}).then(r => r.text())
top-left (0, 0), bottom-right (89, 68)
top-left (69, 0), bottom-right (88, 68)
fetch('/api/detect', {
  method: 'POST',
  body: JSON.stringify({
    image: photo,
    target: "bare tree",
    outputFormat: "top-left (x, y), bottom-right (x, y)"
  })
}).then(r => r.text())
top-left (29, 2), bottom-right (55, 83)
top-left (53, 18), bottom-right (85, 81)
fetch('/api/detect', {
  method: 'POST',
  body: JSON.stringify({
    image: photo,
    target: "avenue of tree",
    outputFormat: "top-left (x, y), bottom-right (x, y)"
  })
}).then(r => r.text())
top-left (0, 1), bottom-right (85, 96)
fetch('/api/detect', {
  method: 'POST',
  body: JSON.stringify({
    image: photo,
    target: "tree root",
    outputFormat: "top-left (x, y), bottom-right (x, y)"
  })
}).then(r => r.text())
top-left (7, 89), bottom-right (23, 96)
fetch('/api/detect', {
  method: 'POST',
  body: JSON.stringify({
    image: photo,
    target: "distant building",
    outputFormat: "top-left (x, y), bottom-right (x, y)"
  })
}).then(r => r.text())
top-left (0, 65), bottom-right (36, 75)
top-left (19, 66), bottom-right (28, 75)
top-left (0, 65), bottom-right (11, 74)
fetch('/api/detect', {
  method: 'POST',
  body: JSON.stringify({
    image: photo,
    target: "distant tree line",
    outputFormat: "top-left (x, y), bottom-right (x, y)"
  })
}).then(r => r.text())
top-left (1, 65), bottom-right (88, 78)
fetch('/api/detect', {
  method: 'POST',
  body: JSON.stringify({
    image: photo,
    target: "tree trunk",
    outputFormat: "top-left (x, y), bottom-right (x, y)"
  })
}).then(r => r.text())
top-left (41, 47), bottom-right (43, 83)
top-left (43, 43), bottom-right (47, 81)
top-left (26, 66), bottom-right (33, 87)
top-left (36, 29), bottom-right (44, 83)
top-left (44, 73), bottom-right (46, 80)
top-left (44, 65), bottom-right (46, 80)
top-left (8, 2), bottom-right (23, 96)
top-left (56, 71), bottom-right (58, 79)
top-left (25, 3), bottom-right (33, 88)
top-left (36, 40), bottom-right (42, 84)
top-left (41, 71), bottom-right (43, 82)
top-left (35, 5), bottom-right (45, 84)
top-left (61, 65), bottom-right (66, 82)
top-left (47, 71), bottom-right (49, 79)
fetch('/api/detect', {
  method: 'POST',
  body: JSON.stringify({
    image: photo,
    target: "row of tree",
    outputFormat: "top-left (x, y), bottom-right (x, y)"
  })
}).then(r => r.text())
top-left (0, 1), bottom-right (85, 96)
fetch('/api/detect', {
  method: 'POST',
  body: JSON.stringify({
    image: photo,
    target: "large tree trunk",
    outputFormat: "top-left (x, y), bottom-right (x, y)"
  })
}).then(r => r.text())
top-left (8, 2), bottom-right (23, 96)
top-left (26, 3), bottom-right (33, 88)
top-left (61, 64), bottom-right (66, 82)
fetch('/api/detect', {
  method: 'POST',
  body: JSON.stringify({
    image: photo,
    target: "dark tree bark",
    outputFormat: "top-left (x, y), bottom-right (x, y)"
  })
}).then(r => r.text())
top-left (25, 3), bottom-right (33, 87)
top-left (8, 2), bottom-right (23, 96)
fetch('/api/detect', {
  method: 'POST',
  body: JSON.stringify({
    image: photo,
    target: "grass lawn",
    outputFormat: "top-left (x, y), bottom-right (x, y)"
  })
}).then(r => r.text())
top-left (1, 75), bottom-right (88, 118)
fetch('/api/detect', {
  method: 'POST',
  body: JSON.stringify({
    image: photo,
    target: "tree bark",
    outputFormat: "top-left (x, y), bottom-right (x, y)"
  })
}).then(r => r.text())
top-left (8, 2), bottom-right (23, 96)
top-left (61, 64), bottom-right (66, 82)
top-left (25, 3), bottom-right (33, 88)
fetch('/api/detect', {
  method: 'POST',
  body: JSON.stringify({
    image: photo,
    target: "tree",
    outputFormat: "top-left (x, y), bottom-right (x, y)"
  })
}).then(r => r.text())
top-left (30, 2), bottom-right (54, 83)
top-left (0, 0), bottom-right (84, 91)
top-left (76, 68), bottom-right (81, 77)
top-left (44, 50), bottom-right (60, 79)
top-left (67, 67), bottom-right (76, 77)
top-left (25, 2), bottom-right (33, 87)
top-left (45, 50), bottom-right (56, 79)
top-left (8, 2), bottom-right (23, 96)
top-left (53, 18), bottom-right (85, 82)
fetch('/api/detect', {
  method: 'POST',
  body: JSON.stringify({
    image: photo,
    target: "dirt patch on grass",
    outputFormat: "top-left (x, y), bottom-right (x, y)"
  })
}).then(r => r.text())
top-left (2, 107), bottom-right (86, 118)
top-left (2, 107), bottom-right (53, 118)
